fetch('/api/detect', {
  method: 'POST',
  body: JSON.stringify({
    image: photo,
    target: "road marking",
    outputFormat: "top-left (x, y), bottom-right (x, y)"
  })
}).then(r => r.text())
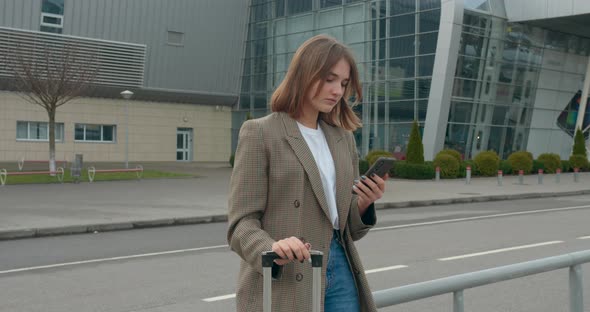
top-left (0, 244), bottom-right (229, 275)
top-left (373, 205), bottom-right (590, 232)
top-left (365, 265), bottom-right (408, 274)
top-left (578, 236), bottom-right (590, 240)
top-left (202, 264), bottom-right (408, 302)
top-left (438, 241), bottom-right (563, 261)
top-left (203, 294), bottom-right (236, 302)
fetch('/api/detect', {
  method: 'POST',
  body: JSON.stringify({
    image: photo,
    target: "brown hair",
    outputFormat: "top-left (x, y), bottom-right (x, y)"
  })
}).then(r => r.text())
top-left (271, 34), bottom-right (362, 131)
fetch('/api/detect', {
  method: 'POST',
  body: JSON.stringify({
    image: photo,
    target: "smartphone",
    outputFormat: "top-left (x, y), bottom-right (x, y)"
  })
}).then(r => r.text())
top-left (352, 157), bottom-right (395, 194)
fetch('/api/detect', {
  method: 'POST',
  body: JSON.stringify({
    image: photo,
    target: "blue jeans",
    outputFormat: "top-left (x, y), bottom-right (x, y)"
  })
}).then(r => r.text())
top-left (324, 231), bottom-right (360, 312)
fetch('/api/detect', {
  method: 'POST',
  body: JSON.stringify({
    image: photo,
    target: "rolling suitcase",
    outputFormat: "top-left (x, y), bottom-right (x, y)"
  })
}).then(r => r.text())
top-left (261, 250), bottom-right (323, 312)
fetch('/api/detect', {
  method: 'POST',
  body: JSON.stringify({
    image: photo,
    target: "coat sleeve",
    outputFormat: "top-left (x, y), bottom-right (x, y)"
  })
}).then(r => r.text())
top-left (227, 120), bottom-right (275, 275)
top-left (347, 132), bottom-right (377, 241)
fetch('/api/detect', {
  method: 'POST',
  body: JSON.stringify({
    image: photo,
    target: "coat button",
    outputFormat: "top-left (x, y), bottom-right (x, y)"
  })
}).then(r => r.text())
top-left (294, 200), bottom-right (300, 208)
top-left (295, 273), bottom-right (303, 281)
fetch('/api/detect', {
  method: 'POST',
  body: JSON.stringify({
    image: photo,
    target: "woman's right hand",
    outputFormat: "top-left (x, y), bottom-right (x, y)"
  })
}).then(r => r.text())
top-left (271, 236), bottom-right (312, 265)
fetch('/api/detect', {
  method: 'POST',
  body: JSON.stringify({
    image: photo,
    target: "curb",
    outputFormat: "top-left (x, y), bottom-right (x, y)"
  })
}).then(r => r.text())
top-left (2, 190), bottom-right (590, 240)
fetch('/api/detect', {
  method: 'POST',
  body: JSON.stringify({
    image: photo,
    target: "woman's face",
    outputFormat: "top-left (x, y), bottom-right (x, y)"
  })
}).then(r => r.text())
top-left (306, 58), bottom-right (350, 114)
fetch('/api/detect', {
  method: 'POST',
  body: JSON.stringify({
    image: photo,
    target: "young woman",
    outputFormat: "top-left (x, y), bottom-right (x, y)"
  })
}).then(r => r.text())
top-left (227, 34), bottom-right (388, 312)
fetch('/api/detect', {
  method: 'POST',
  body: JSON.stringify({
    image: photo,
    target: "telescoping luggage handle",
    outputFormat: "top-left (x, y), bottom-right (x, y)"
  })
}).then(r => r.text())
top-left (261, 250), bottom-right (323, 312)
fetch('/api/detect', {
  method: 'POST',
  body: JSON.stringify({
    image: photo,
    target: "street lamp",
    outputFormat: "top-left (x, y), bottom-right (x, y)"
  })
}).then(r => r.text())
top-left (120, 90), bottom-right (134, 169)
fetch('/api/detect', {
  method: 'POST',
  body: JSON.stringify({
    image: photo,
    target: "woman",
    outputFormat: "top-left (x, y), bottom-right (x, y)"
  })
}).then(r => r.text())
top-left (227, 34), bottom-right (387, 312)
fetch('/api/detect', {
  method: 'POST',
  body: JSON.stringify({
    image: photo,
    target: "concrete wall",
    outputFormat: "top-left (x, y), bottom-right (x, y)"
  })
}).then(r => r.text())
top-left (0, 92), bottom-right (231, 162)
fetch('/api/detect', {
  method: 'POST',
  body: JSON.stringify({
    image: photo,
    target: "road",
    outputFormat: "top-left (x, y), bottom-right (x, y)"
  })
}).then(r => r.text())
top-left (1, 195), bottom-right (590, 311)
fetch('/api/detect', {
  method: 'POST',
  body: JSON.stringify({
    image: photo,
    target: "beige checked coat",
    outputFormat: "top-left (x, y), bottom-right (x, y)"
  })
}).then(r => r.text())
top-left (227, 112), bottom-right (378, 312)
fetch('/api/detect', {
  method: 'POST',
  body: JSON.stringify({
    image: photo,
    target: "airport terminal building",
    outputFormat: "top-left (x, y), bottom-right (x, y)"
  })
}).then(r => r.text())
top-left (1, 0), bottom-right (589, 163)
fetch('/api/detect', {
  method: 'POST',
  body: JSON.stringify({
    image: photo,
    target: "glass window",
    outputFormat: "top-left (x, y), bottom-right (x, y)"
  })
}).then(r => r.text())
top-left (418, 78), bottom-right (432, 98)
top-left (389, 57), bottom-right (415, 79)
top-left (419, 10), bottom-right (440, 33)
top-left (418, 55), bottom-right (435, 77)
top-left (449, 101), bottom-right (474, 123)
top-left (389, 80), bottom-right (415, 100)
top-left (390, 36), bottom-right (415, 58)
top-left (456, 56), bottom-right (482, 80)
top-left (321, 0), bottom-right (342, 8)
top-left (253, 93), bottom-right (267, 109)
top-left (252, 3), bottom-right (271, 21)
top-left (40, 0), bottom-right (64, 34)
top-left (75, 124), bottom-right (116, 142)
top-left (389, 100), bottom-right (415, 121)
top-left (276, 0), bottom-right (285, 17)
top-left (391, 14), bottom-right (415, 36)
top-left (390, 0), bottom-right (415, 15)
top-left (42, 0), bottom-right (64, 15)
top-left (464, 0), bottom-right (490, 11)
top-left (419, 32), bottom-right (438, 54)
top-left (16, 121), bottom-right (64, 141)
top-left (253, 74), bottom-right (267, 91)
top-left (419, 0), bottom-right (441, 10)
top-left (239, 94), bottom-right (251, 110)
top-left (287, 0), bottom-right (312, 15)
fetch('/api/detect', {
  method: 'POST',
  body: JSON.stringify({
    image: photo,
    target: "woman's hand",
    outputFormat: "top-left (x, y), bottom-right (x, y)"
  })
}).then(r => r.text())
top-left (271, 236), bottom-right (312, 265)
top-left (353, 173), bottom-right (388, 214)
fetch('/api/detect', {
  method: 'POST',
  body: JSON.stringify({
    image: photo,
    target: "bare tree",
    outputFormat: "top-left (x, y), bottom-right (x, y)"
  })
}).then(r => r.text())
top-left (3, 41), bottom-right (98, 174)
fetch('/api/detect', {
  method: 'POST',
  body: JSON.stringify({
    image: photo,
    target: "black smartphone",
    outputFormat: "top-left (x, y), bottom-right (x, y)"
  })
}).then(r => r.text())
top-left (352, 157), bottom-right (395, 194)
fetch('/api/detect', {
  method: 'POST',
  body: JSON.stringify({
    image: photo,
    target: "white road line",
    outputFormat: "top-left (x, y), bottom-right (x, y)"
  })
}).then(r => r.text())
top-left (438, 241), bottom-right (563, 261)
top-left (365, 265), bottom-right (408, 274)
top-left (202, 264), bottom-right (408, 302)
top-left (578, 236), bottom-right (590, 240)
top-left (373, 205), bottom-right (590, 232)
top-left (203, 294), bottom-right (236, 302)
top-left (0, 244), bottom-right (229, 275)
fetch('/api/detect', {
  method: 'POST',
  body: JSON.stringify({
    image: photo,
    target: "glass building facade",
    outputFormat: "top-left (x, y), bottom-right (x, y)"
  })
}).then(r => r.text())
top-left (234, 0), bottom-right (590, 160)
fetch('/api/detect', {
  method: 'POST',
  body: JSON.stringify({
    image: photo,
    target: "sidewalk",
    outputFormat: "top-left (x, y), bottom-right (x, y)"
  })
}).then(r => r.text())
top-left (1, 162), bottom-right (589, 240)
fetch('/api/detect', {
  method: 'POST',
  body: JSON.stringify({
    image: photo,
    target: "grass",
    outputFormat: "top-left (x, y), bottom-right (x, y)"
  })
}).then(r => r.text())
top-left (1, 168), bottom-right (192, 185)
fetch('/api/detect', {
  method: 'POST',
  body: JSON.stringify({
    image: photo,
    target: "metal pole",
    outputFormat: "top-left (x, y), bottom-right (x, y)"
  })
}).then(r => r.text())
top-left (570, 264), bottom-right (583, 312)
top-left (453, 290), bottom-right (464, 312)
top-left (125, 100), bottom-right (129, 169)
top-left (574, 168), bottom-right (579, 182)
top-left (538, 169), bottom-right (543, 184)
top-left (465, 166), bottom-right (471, 184)
top-left (556, 168), bottom-right (561, 183)
top-left (497, 170), bottom-right (503, 186)
top-left (518, 170), bottom-right (524, 184)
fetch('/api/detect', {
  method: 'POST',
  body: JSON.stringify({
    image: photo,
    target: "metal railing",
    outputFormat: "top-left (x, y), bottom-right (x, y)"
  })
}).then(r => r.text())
top-left (373, 250), bottom-right (590, 311)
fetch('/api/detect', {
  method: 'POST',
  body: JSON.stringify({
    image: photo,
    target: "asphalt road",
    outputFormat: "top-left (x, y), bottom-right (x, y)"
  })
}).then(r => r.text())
top-left (1, 195), bottom-right (590, 311)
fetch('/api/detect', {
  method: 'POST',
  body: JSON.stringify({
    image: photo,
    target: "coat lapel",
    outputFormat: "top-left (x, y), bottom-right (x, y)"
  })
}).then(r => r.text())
top-left (280, 113), bottom-right (332, 221)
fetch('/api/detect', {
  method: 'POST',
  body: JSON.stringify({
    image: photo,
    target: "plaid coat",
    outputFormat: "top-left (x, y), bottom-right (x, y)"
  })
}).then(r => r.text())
top-left (227, 112), bottom-right (377, 312)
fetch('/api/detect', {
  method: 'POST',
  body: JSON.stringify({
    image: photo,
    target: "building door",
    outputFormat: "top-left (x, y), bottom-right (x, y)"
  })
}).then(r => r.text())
top-left (176, 128), bottom-right (193, 161)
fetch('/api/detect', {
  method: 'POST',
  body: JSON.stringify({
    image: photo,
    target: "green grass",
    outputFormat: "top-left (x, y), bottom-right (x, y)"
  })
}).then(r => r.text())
top-left (1, 169), bottom-right (192, 185)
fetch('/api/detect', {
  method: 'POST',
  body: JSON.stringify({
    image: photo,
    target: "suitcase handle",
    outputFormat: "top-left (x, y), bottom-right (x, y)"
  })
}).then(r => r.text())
top-left (262, 250), bottom-right (323, 268)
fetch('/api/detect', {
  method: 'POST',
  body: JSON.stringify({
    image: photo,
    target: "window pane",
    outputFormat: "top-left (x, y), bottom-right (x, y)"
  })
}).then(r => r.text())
top-left (321, 0), bottom-right (342, 8)
top-left (56, 124), bottom-right (64, 141)
top-left (391, 0), bottom-right (415, 15)
top-left (419, 32), bottom-right (438, 54)
top-left (391, 14), bottom-right (415, 36)
top-left (102, 126), bottom-right (114, 142)
top-left (31, 122), bottom-right (48, 140)
top-left (389, 57), bottom-right (415, 79)
top-left (287, 0), bottom-right (312, 15)
top-left (276, 0), bottom-right (285, 17)
top-left (85, 125), bottom-right (101, 141)
top-left (419, 9), bottom-right (440, 33)
top-left (40, 26), bottom-right (62, 34)
top-left (418, 78), bottom-right (431, 98)
top-left (17, 122), bottom-right (28, 139)
top-left (42, 0), bottom-right (64, 15)
top-left (389, 80), bottom-right (415, 100)
top-left (389, 100), bottom-right (414, 121)
top-left (418, 55), bottom-right (435, 76)
top-left (42, 15), bottom-right (61, 25)
top-left (390, 36), bottom-right (415, 58)
top-left (253, 93), bottom-right (268, 109)
top-left (75, 124), bottom-right (84, 140)
top-left (419, 0), bottom-right (441, 10)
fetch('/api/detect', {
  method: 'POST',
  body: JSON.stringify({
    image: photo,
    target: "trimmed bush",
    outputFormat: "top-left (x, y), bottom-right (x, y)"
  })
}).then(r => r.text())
top-left (406, 120), bottom-right (424, 164)
top-left (393, 161), bottom-right (435, 179)
top-left (433, 154), bottom-right (460, 178)
top-left (561, 160), bottom-right (571, 172)
top-left (573, 127), bottom-right (587, 157)
top-left (366, 150), bottom-right (393, 166)
top-left (499, 160), bottom-right (513, 175)
top-left (507, 151), bottom-right (533, 174)
top-left (436, 149), bottom-right (462, 163)
top-left (537, 153), bottom-right (561, 173)
top-left (569, 154), bottom-right (589, 171)
top-left (474, 151), bottom-right (500, 176)
top-left (359, 159), bottom-right (369, 175)
top-left (458, 160), bottom-right (475, 178)
top-left (532, 160), bottom-right (545, 173)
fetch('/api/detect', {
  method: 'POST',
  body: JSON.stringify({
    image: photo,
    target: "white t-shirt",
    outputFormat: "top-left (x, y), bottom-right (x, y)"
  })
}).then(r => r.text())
top-left (297, 122), bottom-right (339, 230)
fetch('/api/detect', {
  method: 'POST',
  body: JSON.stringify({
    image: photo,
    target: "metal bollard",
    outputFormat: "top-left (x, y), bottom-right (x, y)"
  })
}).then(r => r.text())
top-left (497, 170), bottom-right (503, 186)
top-left (465, 166), bottom-right (471, 185)
top-left (574, 168), bottom-right (579, 182)
top-left (518, 170), bottom-right (524, 184)
top-left (538, 169), bottom-right (543, 184)
top-left (435, 166), bottom-right (440, 181)
top-left (556, 168), bottom-right (561, 183)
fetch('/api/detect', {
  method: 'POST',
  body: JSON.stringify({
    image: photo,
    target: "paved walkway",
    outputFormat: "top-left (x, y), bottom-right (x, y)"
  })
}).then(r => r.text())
top-left (1, 162), bottom-right (589, 240)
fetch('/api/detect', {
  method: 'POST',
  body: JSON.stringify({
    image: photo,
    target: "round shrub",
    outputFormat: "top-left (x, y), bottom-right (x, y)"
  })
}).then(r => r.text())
top-left (507, 151), bottom-right (533, 174)
top-left (569, 154), bottom-right (589, 171)
top-left (433, 154), bottom-right (460, 178)
top-left (393, 161), bottom-right (435, 179)
top-left (537, 153), bottom-right (561, 173)
top-left (436, 149), bottom-right (462, 163)
top-left (499, 160), bottom-right (513, 175)
top-left (458, 160), bottom-right (475, 178)
top-left (366, 150), bottom-right (393, 166)
top-left (474, 151), bottom-right (500, 176)
top-left (561, 160), bottom-right (571, 172)
top-left (532, 160), bottom-right (545, 173)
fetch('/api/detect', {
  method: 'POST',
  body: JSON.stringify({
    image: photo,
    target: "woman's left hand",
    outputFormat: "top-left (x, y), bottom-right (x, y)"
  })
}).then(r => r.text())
top-left (353, 173), bottom-right (389, 213)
